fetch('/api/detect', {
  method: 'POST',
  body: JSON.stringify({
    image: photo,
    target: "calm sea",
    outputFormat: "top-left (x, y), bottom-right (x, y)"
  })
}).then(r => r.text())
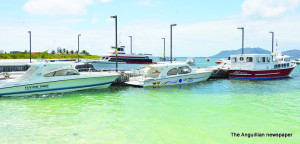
top-left (1, 57), bottom-right (299, 143)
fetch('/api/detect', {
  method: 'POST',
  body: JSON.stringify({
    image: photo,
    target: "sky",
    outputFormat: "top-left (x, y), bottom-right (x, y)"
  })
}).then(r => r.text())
top-left (0, 0), bottom-right (300, 57)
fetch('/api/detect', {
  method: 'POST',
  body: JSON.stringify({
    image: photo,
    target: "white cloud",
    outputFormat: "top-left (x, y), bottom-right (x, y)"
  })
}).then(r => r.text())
top-left (23, 0), bottom-right (93, 16)
top-left (135, 0), bottom-right (152, 6)
top-left (106, 17), bottom-right (114, 22)
top-left (2, 15), bottom-right (300, 57)
top-left (91, 17), bottom-right (98, 24)
top-left (242, 0), bottom-right (300, 18)
top-left (100, 0), bottom-right (112, 3)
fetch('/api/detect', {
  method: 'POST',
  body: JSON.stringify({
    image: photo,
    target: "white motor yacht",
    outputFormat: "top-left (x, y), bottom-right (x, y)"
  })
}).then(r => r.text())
top-left (125, 62), bottom-right (212, 87)
top-left (85, 46), bottom-right (156, 71)
top-left (0, 62), bottom-right (119, 96)
top-left (228, 53), bottom-right (296, 80)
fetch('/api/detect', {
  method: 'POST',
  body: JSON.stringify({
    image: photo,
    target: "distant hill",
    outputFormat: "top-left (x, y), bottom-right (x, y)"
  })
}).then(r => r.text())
top-left (282, 49), bottom-right (300, 58)
top-left (211, 48), bottom-right (270, 57)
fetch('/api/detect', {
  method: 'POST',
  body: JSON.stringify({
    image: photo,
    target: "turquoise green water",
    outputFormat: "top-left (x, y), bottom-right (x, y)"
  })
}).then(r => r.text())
top-left (1, 58), bottom-right (300, 143)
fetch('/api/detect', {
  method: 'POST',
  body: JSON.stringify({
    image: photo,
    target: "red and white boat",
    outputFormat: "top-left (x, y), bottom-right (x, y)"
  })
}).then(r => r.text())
top-left (227, 53), bottom-right (296, 80)
top-left (87, 46), bottom-right (156, 71)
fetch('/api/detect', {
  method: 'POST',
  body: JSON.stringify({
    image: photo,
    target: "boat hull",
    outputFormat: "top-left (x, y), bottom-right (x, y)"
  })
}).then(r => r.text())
top-left (0, 75), bottom-right (118, 96)
top-left (126, 71), bottom-right (212, 87)
top-left (227, 67), bottom-right (295, 80)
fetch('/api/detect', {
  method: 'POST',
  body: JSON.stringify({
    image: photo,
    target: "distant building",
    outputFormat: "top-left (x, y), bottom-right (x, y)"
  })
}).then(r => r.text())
top-left (0, 50), bottom-right (4, 54)
top-left (10, 51), bottom-right (22, 54)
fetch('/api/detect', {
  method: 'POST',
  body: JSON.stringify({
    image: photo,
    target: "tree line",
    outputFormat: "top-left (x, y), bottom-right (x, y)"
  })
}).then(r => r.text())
top-left (0, 49), bottom-right (100, 59)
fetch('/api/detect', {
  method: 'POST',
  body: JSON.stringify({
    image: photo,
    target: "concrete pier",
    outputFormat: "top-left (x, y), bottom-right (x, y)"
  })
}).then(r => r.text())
top-left (112, 71), bottom-right (142, 85)
top-left (207, 68), bottom-right (228, 79)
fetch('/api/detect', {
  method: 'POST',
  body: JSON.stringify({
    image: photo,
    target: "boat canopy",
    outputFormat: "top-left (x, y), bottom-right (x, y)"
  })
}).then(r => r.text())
top-left (15, 63), bottom-right (79, 81)
top-left (143, 62), bottom-right (193, 78)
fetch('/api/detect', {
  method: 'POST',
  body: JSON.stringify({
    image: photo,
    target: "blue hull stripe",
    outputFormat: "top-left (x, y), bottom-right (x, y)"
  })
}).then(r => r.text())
top-left (0, 81), bottom-right (113, 96)
top-left (229, 76), bottom-right (288, 80)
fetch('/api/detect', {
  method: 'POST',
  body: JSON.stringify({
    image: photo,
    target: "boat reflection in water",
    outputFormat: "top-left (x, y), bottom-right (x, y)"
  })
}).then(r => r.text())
top-left (0, 62), bottom-right (119, 96)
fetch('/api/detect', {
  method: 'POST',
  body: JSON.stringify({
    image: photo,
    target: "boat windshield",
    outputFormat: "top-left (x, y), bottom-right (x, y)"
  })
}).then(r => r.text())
top-left (43, 66), bottom-right (71, 74)
top-left (44, 69), bottom-right (79, 77)
top-left (178, 66), bottom-right (191, 74)
top-left (17, 66), bottom-right (39, 81)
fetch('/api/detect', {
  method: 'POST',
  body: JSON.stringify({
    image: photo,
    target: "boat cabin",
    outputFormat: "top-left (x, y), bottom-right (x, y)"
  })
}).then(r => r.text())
top-left (230, 54), bottom-right (291, 70)
top-left (16, 63), bottom-right (79, 81)
top-left (141, 63), bottom-right (193, 79)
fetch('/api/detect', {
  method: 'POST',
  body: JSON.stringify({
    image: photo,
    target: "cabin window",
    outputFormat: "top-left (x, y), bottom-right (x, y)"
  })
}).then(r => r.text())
top-left (231, 57), bottom-right (237, 62)
top-left (178, 66), bottom-right (192, 74)
top-left (240, 57), bottom-right (244, 61)
top-left (246, 57), bottom-right (253, 62)
top-left (278, 64), bottom-right (281, 68)
top-left (262, 57), bottom-right (266, 63)
top-left (257, 57), bottom-right (261, 63)
top-left (44, 69), bottom-right (79, 77)
top-left (167, 68), bottom-right (178, 76)
top-left (281, 64), bottom-right (284, 67)
top-left (287, 63), bottom-right (290, 67)
top-left (274, 65), bottom-right (277, 69)
top-left (147, 68), bottom-right (162, 78)
top-left (284, 58), bottom-right (290, 61)
top-left (267, 57), bottom-right (270, 62)
top-left (284, 63), bottom-right (287, 67)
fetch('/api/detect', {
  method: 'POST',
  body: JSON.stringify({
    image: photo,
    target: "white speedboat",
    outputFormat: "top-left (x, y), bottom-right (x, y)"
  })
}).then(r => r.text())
top-left (0, 62), bottom-right (119, 96)
top-left (125, 62), bottom-right (212, 87)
